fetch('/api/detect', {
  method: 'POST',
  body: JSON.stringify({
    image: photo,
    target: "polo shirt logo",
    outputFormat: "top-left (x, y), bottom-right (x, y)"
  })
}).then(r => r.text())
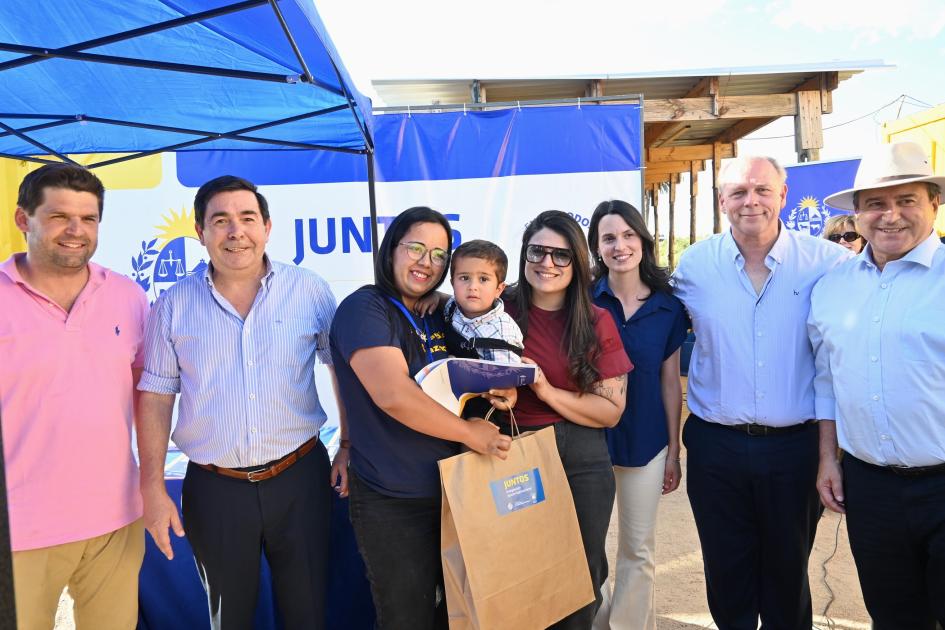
top-left (115, 325), bottom-right (120, 336)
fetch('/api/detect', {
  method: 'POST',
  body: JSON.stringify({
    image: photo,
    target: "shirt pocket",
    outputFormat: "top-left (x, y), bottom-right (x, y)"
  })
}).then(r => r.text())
top-left (899, 308), bottom-right (945, 366)
top-left (265, 318), bottom-right (318, 367)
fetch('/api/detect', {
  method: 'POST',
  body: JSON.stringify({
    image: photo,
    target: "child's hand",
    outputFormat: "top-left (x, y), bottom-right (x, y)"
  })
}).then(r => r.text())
top-left (413, 291), bottom-right (447, 316)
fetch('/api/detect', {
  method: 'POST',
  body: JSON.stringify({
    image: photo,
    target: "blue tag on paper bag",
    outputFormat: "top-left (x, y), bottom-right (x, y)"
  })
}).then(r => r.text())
top-left (489, 468), bottom-right (546, 516)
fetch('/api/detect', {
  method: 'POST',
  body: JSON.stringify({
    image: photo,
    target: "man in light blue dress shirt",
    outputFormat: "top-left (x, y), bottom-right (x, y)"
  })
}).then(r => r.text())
top-left (136, 176), bottom-right (347, 630)
top-left (809, 141), bottom-right (945, 630)
top-left (673, 155), bottom-right (848, 630)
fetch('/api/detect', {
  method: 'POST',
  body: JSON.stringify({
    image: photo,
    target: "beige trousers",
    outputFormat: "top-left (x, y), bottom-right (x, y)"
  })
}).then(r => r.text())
top-left (12, 519), bottom-right (144, 630)
top-left (594, 447), bottom-right (667, 630)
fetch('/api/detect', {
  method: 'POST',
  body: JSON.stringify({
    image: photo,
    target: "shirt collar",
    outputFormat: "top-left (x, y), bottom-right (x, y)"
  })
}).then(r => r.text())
top-left (593, 275), bottom-right (673, 316)
top-left (0, 252), bottom-right (106, 288)
top-left (860, 231), bottom-right (941, 271)
top-left (204, 254), bottom-right (275, 289)
top-left (592, 276), bottom-right (611, 299)
top-left (722, 222), bottom-right (789, 266)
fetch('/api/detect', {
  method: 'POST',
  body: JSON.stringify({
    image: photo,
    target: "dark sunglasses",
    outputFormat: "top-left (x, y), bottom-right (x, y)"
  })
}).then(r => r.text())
top-left (525, 244), bottom-right (573, 267)
top-left (827, 231), bottom-right (862, 244)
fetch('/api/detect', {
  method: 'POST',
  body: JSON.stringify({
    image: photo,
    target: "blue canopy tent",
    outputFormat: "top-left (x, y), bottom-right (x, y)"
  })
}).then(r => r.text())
top-left (0, 1), bottom-right (376, 626)
top-left (0, 0), bottom-right (378, 245)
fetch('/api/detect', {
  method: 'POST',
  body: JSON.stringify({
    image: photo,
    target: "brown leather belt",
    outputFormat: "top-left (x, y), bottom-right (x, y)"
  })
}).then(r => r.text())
top-left (195, 436), bottom-right (318, 482)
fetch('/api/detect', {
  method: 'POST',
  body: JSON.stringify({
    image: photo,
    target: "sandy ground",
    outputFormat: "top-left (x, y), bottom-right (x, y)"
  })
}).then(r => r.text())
top-left (55, 378), bottom-right (870, 629)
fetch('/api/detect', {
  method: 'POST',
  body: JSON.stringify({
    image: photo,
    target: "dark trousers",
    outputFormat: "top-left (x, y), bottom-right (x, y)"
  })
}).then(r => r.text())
top-left (181, 441), bottom-right (332, 630)
top-left (843, 454), bottom-right (945, 630)
top-left (683, 415), bottom-right (820, 630)
top-left (501, 421), bottom-right (616, 630)
top-left (347, 472), bottom-right (448, 630)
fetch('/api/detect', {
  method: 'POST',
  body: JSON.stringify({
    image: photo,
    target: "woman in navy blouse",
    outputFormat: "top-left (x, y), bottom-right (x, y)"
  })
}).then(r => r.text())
top-left (588, 200), bottom-right (689, 630)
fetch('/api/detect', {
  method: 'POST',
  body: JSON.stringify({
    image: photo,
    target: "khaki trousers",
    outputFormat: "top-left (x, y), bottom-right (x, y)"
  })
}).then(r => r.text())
top-left (12, 519), bottom-right (144, 630)
top-left (594, 447), bottom-right (667, 630)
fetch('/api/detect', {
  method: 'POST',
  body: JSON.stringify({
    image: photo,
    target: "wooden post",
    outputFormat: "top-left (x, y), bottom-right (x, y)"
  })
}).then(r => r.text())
top-left (668, 176), bottom-right (677, 269)
top-left (689, 162), bottom-right (698, 244)
top-left (712, 142), bottom-right (722, 233)
top-left (652, 185), bottom-right (660, 263)
top-left (795, 90), bottom-right (823, 162)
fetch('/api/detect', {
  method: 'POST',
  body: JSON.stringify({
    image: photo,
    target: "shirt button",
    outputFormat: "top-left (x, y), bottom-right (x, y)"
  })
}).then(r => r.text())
top-left (252, 459), bottom-right (258, 464)
top-left (251, 427), bottom-right (257, 433)
top-left (880, 283), bottom-right (888, 289)
top-left (249, 393), bottom-right (256, 400)
top-left (880, 434), bottom-right (890, 441)
top-left (872, 394), bottom-right (880, 401)
top-left (870, 356), bottom-right (878, 362)
top-left (757, 361), bottom-right (764, 367)
top-left (247, 360), bottom-right (254, 367)
top-left (756, 392), bottom-right (764, 399)
top-left (756, 331), bottom-right (763, 337)
top-left (872, 316), bottom-right (880, 323)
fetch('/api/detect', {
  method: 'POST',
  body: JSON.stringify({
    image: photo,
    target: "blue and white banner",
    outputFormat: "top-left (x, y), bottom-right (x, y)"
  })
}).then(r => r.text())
top-left (91, 104), bottom-right (643, 428)
top-left (782, 159), bottom-right (859, 237)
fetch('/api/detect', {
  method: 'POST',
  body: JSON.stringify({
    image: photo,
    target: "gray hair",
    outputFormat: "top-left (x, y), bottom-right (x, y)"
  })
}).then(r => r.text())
top-left (718, 155), bottom-right (787, 192)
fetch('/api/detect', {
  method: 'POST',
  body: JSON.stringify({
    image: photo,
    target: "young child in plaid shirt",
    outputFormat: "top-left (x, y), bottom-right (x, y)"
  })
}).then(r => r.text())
top-left (444, 239), bottom-right (524, 364)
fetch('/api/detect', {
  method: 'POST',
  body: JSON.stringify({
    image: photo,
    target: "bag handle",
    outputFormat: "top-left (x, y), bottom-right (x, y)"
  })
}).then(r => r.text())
top-left (484, 405), bottom-right (521, 439)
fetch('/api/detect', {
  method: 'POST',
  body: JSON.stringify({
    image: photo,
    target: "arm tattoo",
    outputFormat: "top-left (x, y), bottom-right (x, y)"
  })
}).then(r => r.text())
top-left (616, 374), bottom-right (627, 396)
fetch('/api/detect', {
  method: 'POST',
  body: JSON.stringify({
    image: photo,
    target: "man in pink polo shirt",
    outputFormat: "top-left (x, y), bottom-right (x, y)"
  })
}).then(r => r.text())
top-left (0, 163), bottom-right (148, 630)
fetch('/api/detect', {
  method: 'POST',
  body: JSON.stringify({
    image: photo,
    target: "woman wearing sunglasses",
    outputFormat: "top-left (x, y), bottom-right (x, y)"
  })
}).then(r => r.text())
top-left (504, 210), bottom-right (633, 628)
top-left (329, 207), bottom-right (513, 629)
top-left (587, 200), bottom-right (689, 630)
top-left (823, 214), bottom-right (865, 254)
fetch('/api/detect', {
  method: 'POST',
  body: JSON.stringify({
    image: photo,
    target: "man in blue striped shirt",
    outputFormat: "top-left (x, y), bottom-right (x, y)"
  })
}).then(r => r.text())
top-left (673, 156), bottom-right (848, 630)
top-left (136, 175), bottom-right (345, 630)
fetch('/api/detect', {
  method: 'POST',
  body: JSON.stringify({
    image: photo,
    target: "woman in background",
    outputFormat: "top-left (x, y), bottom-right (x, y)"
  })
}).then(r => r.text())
top-left (588, 200), bottom-right (689, 630)
top-left (823, 214), bottom-right (865, 254)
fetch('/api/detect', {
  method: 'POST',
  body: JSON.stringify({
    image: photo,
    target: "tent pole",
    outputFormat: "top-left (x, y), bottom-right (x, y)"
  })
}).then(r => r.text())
top-left (367, 151), bottom-right (379, 278)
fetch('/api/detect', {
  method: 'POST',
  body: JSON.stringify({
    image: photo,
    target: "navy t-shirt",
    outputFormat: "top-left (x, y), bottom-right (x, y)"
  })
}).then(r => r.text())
top-left (329, 285), bottom-right (455, 498)
top-left (592, 278), bottom-right (689, 467)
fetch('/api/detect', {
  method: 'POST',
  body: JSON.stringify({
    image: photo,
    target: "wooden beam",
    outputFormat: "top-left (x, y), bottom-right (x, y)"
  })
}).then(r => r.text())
top-left (668, 176), bottom-right (677, 269)
top-left (646, 76), bottom-right (720, 144)
top-left (646, 159), bottom-right (704, 177)
top-left (794, 90), bottom-right (823, 162)
top-left (644, 172), bottom-right (674, 187)
top-left (585, 79), bottom-right (603, 98)
top-left (712, 142), bottom-right (722, 233)
top-left (716, 117), bottom-right (778, 144)
top-left (649, 143), bottom-right (735, 163)
top-left (690, 162), bottom-right (699, 244)
top-left (644, 94), bottom-right (798, 123)
top-left (652, 185), bottom-right (660, 262)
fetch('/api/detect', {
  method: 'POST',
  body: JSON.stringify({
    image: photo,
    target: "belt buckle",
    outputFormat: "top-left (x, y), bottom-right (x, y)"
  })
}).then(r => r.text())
top-left (745, 424), bottom-right (766, 437)
top-left (246, 469), bottom-right (265, 483)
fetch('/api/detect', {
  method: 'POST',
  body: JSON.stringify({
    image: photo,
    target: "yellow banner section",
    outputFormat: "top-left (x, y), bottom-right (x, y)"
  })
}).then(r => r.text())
top-left (883, 104), bottom-right (945, 235)
top-left (0, 154), bottom-right (162, 260)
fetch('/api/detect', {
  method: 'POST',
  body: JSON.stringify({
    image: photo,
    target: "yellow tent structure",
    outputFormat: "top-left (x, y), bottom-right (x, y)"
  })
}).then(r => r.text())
top-left (883, 104), bottom-right (945, 234)
top-left (0, 155), bottom-right (162, 260)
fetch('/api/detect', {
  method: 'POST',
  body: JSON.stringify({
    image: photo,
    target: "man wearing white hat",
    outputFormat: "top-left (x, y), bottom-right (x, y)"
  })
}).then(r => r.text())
top-left (809, 140), bottom-right (945, 629)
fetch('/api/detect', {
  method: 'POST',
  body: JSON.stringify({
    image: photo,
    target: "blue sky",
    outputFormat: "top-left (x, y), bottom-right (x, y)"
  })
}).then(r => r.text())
top-left (318, 0), bottom-right (944, 163)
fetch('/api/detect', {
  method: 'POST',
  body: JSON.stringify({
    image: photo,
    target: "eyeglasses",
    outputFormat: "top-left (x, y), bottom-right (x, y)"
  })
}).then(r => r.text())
top-left (525, 244), bottom-right (573, 267)
top-left (827, 231), bottom-right (862, 244)
top-left (399, 241), bottom-right (448, 267)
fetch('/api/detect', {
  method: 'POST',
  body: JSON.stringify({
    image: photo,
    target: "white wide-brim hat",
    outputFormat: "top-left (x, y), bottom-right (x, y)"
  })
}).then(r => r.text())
top-left (824, 141), bottom-right (945, 211)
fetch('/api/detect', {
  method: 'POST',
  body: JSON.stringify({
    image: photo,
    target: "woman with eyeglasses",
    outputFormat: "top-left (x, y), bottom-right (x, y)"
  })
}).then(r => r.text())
top-left (329, 207), bottom-right (513, 629)
top-left (823, 214), bottom-right (865, 254)
top-left (587, 200), bottom-right (689, 630)
top-left (504, 210), bottom-right (633, 629)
